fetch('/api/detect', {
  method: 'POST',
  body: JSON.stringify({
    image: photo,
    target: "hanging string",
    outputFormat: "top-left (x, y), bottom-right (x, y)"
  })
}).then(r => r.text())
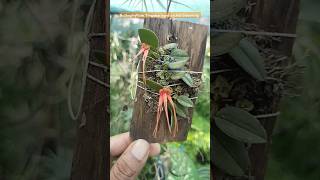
top-left (88, 32), bottom-right (106, 38)
top-left (212, 29), bottom-right (297, 38)
top-left (87, 73), bottom-right (109, 87)
top-left (90, 29), bottom-right (297, 38)
top-left (137, 84), bottom-right (160, 95)
top-left (137, 81), bottom-right (198, 99)
top-left (211, 69), bottom-right (235, 74)
top-left (138, 70), bottom-right (203, 74)
top-left (254, 112), bottom-right (280, 119)
top-left (89, 61), bottom-right (108, 70)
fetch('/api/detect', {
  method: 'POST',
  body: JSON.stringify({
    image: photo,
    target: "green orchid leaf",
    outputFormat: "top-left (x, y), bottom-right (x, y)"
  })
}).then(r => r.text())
top-left (146, 79), bottom-right (163, 92)
top-left (212, 127), bottom-right (250, 176)
top-left (163, 43), bottom-right (178, 50)
top-left (174, 56), bottom-right (189, 62)
top-left (171, 48), bottom-right (188, 57)
top-left (215, 106), bottom-right (267, 143)
top-left (182, 73), bottom-right (194, 87)
top-left (213, 32), bottom-right (242, 56)
top-left (212, 0), bottom-right (246, 21)
top-left (138, 28), bottom-right (159, 48)
top-left (229, 39), bottom-right (267, 81)
top-left (171, 71), bottom-right (186, 80)
top-left (148, 49), bottom-right (160, 59)
top-left (176, 95), bottom-right (194, 107)
top-left (175, 102), bottom-right (188, 118)
top-left (168, 59), bottom-right (189, 69)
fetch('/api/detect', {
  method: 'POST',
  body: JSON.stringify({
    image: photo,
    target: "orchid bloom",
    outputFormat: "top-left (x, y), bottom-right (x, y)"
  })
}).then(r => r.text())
top-left (153, 87), bottom-right (178, 137)
top-left (132, 43), bottom-right (150, 84)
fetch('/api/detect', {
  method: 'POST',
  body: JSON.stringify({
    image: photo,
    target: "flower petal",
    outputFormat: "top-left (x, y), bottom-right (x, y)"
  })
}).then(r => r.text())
top-left (163, 93), bottom-right (172, 134)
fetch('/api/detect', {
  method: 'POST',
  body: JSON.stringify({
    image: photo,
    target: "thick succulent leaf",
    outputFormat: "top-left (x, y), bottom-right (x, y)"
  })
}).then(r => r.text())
top-left (163, 43), bottom-right (178, 50)
top-left (168, 59), bottom-right (189, 69)
top-left (169, 107), bottom-right (176, 129)
top-left (148, 49), bottom-right (160, 59)
top-left (171, 48), bottom-right (188, 57)
top-left (138, 28), bottom-right (159, 48)
top-left (213, 33), bottom-right (242, 56)
top-left (215, 106), bottom-right (267, 143)
top-left (212, 0), bottom-right (246, 21)
top-left (175, 103), bottom-right (188, 118)
top-left (229, 39), bottom-right (267, 81)
top-left (239, 39), bottom-right (267, 77)
top-left (212, 127), bottom-right (250, 176)
top-left (182, 73), bottom-right (194, 87)
top-left (176, 95), bottom-right (194, 107)
top-left (146, 79), bottom-right (163, 92)
top-left (171, 72), bottom-right (186, 80)
top-left (174, 56), bottom-right (189, 62)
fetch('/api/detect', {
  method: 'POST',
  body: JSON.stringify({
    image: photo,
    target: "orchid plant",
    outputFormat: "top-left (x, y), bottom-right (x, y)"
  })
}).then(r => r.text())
top-left (131, 28), bottom-right (198, 138)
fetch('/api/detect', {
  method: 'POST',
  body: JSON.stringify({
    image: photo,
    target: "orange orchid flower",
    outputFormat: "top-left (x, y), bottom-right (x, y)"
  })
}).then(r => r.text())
top-left (153, 87), bottom-right (178, 137)
top-left (132, 43), bottom-right (150, 84)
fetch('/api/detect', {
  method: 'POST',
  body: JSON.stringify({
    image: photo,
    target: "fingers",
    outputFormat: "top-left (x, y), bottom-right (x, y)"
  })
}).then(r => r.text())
top-left (110, 139), bottom-right (150, 180)
top-left (110, 132), bottom-right (132, 156)
top-left (149, 143), bottom-right (161, 156)
top-left (110, 132), bottom-right (161, 157)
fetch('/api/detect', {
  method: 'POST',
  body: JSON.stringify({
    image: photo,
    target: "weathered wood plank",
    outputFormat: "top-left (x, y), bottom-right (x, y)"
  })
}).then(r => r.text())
top-left (211, 0), bottom-right (300, 180)
top-left (70, 0), bottom-right (108, 179)
top-left (248, 1), bottom-right (300, 180)
top-left (130, 19), bottom-right (208, 143)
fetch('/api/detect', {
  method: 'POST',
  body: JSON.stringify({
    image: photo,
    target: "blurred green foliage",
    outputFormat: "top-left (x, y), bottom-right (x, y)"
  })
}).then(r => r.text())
top-left (266, 0), bottom-right (320, 179)
top-left (110, 17), bottom-right (210, 179)
top-left (0, 0), bottom-right (91, 179)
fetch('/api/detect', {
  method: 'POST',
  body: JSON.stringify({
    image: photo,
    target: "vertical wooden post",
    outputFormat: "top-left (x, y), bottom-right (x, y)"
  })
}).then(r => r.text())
top-left (70, 0), bottom-right (108, 179)
top-left (248, 1), bottom-right (300, 179)
top-left (211, 0), bottom-right (300, 179)
top-left (130, 19), bottom-right (208, 143)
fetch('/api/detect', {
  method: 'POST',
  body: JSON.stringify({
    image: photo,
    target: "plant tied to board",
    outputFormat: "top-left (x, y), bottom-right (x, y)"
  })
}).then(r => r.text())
top-left (130, 28), bottom-right (199, 138)
top-left (212, 0), bottom-right (271, 177)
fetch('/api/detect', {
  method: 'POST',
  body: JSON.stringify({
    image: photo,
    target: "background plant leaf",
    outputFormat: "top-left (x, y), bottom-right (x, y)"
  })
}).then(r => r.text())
top-left (213, 32), bottom-right (242, 56)
top-left (212, 0), bottom-right (246, 21)
top-left (215, 106), bottom-right (267, 143)
top-left (229, 38), bottom-right (267, 81)
top-left (212, 127), bottom-right (250, 176)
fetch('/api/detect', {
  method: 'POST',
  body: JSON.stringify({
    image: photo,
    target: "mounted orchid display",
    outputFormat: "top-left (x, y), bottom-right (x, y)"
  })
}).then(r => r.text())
top-left (130, 28), bottom-right (201, 138)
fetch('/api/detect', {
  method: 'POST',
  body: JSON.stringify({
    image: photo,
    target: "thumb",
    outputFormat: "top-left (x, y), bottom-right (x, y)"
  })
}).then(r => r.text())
top-left (110, 139), bottom-right (150, 180)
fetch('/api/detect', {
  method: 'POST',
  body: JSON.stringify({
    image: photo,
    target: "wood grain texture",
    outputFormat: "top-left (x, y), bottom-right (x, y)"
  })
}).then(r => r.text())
top-left (70, 0), bottom-right (108, 179)
top-left (211, 0), bottom-right (300, 180)
top-left (130, 19), bottom-right (208, 143)
top-left (248, 1), bottom-right (300, 180)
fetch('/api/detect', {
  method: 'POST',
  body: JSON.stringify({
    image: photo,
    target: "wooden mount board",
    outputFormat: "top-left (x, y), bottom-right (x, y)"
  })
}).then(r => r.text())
top-left (130, 18), bottom-right (208, 143)
top-left (70, 0), bottom-right (109, 179)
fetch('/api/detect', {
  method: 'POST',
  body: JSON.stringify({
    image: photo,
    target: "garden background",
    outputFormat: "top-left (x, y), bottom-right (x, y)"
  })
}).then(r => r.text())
top-left (0, 0), bottom-right (319, 179)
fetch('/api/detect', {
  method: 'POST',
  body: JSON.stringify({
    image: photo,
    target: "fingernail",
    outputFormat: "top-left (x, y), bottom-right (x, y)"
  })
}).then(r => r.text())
top-left (131, 139), bottom-right (149, 161)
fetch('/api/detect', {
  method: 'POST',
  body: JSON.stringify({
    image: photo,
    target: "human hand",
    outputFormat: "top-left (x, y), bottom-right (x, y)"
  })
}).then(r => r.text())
top-left (110, 132), bottom-right (160, 179)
